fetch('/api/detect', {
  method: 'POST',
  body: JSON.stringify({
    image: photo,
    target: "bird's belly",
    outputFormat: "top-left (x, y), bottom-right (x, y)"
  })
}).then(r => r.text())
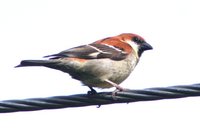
top-left (79, 58), bottom-right (137, 88)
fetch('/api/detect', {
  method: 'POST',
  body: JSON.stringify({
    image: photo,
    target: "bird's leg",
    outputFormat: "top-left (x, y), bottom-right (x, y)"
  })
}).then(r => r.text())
top-left (104, 79), bottom-right (125, 99)
top-left (87, 87), bottom-right (97, 95)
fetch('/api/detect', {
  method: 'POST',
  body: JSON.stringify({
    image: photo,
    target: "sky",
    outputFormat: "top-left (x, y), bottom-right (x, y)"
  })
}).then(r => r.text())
top-left (0, 0), bottom-right (200, 134)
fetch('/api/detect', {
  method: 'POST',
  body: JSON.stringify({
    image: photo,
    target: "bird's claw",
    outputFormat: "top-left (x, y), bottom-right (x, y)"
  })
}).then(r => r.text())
top-left (112, 87), bottom-right (125, 100)
top-left (87, 87), bottom-right (97, 95)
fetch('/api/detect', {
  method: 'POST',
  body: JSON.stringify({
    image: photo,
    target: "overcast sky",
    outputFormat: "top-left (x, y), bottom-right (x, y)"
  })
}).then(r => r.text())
top-left (0, 0), bottom-right (200, 134)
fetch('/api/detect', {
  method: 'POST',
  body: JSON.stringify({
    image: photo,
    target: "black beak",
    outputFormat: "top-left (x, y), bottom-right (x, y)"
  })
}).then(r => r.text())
top-left (141, 42), bottom-right (153, 51)
top-left (138, 42), bottom-right (153, 57)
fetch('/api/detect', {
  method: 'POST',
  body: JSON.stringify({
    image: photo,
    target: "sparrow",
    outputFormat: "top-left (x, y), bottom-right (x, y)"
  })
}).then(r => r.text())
top-left (16, 33), bottom-right (153, 96)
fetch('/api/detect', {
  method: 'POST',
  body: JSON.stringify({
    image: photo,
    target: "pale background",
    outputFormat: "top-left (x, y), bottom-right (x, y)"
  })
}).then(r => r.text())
top-left (0, 0), bottom-right (200, 134)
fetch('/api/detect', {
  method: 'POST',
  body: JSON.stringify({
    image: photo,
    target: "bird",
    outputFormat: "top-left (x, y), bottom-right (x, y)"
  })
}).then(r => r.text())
top-left (16, 33), bottom-right (153, 96)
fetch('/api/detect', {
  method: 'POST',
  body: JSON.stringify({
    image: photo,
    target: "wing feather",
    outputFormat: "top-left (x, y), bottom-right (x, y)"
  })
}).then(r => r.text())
top-left (44, 43), bottom-right (128, 61)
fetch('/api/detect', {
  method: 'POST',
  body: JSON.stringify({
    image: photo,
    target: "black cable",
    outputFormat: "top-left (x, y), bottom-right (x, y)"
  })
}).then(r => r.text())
top-left (0, 83), bottom-right (200, 113)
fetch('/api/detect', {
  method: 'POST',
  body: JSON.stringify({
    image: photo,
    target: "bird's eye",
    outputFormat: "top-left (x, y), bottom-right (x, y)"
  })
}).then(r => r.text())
top-left (132, 37), bottom-right (144, 44)
top-left (133, 37), bottom-right (139, 43)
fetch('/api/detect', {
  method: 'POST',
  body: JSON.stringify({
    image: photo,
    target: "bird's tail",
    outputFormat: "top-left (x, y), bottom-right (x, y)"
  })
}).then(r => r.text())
top-left (15, 60), bottom-right (58, 68)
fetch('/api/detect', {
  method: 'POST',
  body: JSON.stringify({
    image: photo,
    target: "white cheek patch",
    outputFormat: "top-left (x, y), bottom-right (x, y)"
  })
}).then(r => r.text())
top-left (125, 40), bottom-right (139, 52)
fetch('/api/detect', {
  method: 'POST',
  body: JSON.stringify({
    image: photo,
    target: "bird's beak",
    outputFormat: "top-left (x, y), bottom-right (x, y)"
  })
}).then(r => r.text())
top-left (141, 42), bottom-right (153, 51)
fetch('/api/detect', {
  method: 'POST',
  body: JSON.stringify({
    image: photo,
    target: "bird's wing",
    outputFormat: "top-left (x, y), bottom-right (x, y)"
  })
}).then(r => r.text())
top-left (44, 44), bottom-right (128, 61)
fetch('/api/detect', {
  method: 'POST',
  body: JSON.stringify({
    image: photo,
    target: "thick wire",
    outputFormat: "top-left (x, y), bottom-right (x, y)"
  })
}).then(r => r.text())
top-left (0, 83), bottom-right (200, 113)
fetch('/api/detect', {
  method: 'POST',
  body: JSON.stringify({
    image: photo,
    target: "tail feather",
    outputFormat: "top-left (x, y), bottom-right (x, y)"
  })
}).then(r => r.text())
top-left (15, 60), bottom-right (57, 68)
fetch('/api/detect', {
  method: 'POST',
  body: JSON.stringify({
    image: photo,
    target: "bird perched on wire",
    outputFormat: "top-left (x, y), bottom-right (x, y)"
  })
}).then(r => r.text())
top-left (16, 33), bottom-right (153, 96)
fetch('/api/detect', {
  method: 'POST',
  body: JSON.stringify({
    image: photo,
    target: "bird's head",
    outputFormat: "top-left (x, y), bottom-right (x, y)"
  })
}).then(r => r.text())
top-left (116, 33), bottom-right (153, 57)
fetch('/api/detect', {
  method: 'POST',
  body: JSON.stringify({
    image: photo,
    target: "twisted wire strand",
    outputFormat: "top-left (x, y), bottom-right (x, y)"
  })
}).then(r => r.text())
top-left (0, 83), bottom-right (200, 113)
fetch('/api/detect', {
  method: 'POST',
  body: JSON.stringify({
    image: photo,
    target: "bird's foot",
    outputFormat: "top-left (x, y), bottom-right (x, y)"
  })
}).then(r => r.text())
top-left (112, 86), bottom-right (125, 100)
top-left (104, 79), bottom-right (125, 100)
top-left (87, 87), bottom-right (97, 95)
